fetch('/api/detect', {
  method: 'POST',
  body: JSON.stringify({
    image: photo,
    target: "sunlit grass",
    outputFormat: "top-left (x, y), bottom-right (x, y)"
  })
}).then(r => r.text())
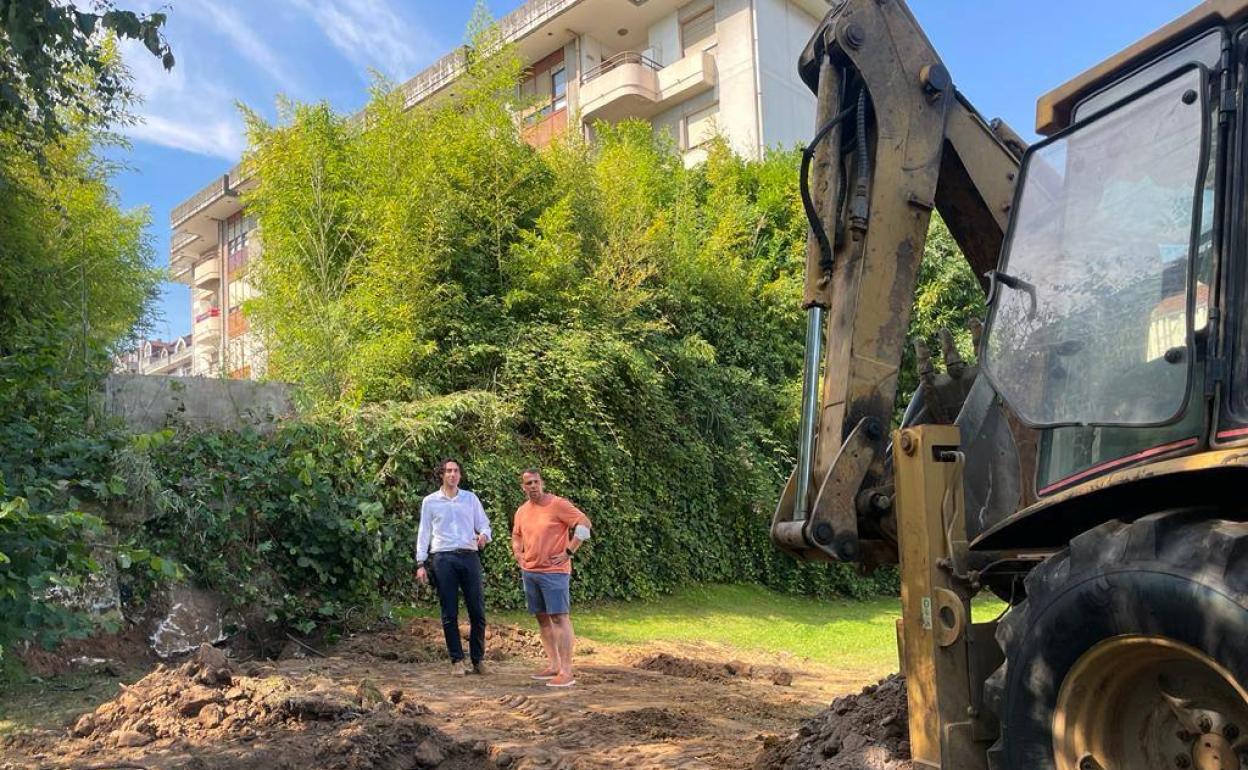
top-left (412, 583), bottom-right (1006, 680)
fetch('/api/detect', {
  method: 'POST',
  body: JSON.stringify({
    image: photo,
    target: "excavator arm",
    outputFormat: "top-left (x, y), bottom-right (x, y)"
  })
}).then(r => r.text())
top-left (771, 0), bottom-right (1025, 565)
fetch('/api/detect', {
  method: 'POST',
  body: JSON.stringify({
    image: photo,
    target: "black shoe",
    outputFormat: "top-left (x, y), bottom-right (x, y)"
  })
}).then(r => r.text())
top-left (472, 660), bottom-right (489, 675)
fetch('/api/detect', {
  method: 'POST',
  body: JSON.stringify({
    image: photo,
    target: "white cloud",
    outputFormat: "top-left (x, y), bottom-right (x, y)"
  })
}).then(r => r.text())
top-left (287, 0), bottom-right (434, 82)
top-left (181, 0), bottom-right (303, 94)
top-left (119, 38), bottom-right (247, 160)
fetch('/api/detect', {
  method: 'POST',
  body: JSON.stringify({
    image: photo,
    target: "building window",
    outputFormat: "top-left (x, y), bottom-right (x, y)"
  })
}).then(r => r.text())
top-left (520, 49), bottom-right (567, 124)
top-left (552, 66), bottom-right (567, 112)
top-left (680, 1), bottom-right (715, 57)
top-left (225, 213), bottom-right (254, 274)
top-left (684, 102), bottom-right (719, 150)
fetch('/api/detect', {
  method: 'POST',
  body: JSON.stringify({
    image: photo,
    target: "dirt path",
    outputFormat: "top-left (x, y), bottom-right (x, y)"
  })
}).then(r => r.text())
top-left (1, 619), bottom-right (877, 770)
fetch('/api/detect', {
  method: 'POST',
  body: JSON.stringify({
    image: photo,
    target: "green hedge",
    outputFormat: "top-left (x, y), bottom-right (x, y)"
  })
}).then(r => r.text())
top-left (132, 395), bottom-right (895, 635)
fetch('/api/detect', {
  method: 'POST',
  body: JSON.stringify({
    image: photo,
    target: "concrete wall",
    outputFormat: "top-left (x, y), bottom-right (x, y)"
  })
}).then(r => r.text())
top-left (103, 374), bottom-right (294, 434)
top-left (754, 0), bottom-right (819, 152)
top-left (714, 0), bottom-right (763, 159)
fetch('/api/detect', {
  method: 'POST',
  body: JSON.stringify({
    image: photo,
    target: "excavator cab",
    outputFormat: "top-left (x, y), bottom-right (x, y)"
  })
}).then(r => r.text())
top-left (771, 2), bottom-right (1248, 768)
top-left (985, 57), bottom-right (1216, 498)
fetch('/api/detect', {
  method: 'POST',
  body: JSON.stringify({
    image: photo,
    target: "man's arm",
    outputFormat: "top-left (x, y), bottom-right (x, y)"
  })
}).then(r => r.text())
top-left (511, 511), bottom-right (525, 565)
top-left (472, 493), bottom-right (492, 548)
top-left (415, 498), bottom-right (433, 584)
top-left (416, 498), bottom-right (433, 564)
top-left (552, 502), bottom-right (591, 564)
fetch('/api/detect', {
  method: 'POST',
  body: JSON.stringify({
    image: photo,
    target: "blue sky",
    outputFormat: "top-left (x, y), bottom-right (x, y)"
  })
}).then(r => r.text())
top-left (110, 0), bottom-right (1199, 340)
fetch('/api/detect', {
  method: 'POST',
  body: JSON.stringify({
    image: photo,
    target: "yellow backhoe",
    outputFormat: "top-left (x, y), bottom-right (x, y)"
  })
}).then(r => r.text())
top-left (773, 1), bottom-right (1248, 768)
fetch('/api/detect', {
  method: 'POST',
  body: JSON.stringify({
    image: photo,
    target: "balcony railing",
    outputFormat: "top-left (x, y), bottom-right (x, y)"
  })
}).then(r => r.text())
top-left (397, 48), bottom-right (467, 110)
top-left (193, 259), bottom-right (221, 287)
top-left (172, 231), bottom-right (199, 253)
top-left (170, 160), bottom-right (249, 227)
top-left (195, 307), bottom-right (221, 323)
top-left (582, 51), bottom-right (661, 84)
top-left (499, 0), bottom-right (577, 43)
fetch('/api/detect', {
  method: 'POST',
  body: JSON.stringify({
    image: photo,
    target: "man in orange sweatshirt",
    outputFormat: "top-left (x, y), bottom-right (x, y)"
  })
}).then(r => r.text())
top-left (511, 468), bottom-right (592, 688)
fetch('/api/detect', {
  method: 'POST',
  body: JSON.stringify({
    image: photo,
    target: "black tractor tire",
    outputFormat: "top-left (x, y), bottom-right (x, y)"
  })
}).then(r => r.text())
top-left (983, 511), bottom-right (1248, 770)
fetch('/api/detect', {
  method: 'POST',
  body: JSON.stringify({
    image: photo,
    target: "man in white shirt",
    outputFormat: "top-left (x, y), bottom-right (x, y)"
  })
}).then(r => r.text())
top-left (415, 459), bottom-right (493, 675)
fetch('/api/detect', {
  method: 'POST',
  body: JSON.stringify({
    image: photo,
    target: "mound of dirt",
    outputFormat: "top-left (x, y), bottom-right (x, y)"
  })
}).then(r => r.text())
top-left (33, 644), bottom-right (495, 770)
top-left (753, 674), bottom-right (911, 770)
top-left (335, 620), bottom-right (544, 664)
top-left (584, 706), bottom-right (708, 740)
top-left (636, 653), bottom-right (794, 686)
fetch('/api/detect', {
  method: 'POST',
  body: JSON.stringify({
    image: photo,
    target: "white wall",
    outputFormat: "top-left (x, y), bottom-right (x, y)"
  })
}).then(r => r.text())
top-left (647, 13), bottom-right (680, 67)
top-left (651, 87), bottom-right (719, 164)
top-left (713, 0), bottom-right (762, 158)
top-left (753, 0), bottom-right (819, 152)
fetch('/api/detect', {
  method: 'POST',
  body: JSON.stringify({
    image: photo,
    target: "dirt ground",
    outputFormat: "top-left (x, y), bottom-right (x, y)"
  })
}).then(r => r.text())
top-left (0, 618), bottom-right (888, 770)
top-left (753, 675), bottom-right (911, 770)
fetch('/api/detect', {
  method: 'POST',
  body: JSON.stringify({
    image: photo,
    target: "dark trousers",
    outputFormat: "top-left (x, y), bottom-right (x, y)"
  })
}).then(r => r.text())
top-left (431, 550), bottom-right (486, 664)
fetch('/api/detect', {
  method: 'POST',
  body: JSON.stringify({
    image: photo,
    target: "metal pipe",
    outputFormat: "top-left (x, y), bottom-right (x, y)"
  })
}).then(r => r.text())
top-left (794, 305), bottom-right (824, 521)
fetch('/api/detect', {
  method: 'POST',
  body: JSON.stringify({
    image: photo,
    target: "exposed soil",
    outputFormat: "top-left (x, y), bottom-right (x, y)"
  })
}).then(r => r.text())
top-left (753, 675), bottom-right (912, 770)
top-left (635, 653), bottom-right (794, 686)
top-left (1, 619), bottom-right (895, 770)
top-left (16, 621), bottom-right (157, 678)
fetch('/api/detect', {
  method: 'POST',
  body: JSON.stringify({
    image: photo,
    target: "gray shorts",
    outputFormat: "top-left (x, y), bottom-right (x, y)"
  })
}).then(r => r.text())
top-left (522, 570), bottom-right (571, 615)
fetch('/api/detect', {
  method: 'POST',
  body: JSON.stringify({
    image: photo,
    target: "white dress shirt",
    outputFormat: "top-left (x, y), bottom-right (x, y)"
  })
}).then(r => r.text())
top-left (416, 488), bottom-right (493, 563)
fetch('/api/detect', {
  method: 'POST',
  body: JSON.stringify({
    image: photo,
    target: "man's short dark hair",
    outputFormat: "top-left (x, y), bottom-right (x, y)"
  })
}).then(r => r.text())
top-left (519, 467), bottom-right (542, 478)
top-left (436, 459), bottom-right (462, 481)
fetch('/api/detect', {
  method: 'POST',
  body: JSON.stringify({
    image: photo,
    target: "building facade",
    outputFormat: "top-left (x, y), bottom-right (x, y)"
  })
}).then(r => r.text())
top-left (170, 0), bottom-right (830, 377)
top-left (116, 335), bottom-right (195, 377)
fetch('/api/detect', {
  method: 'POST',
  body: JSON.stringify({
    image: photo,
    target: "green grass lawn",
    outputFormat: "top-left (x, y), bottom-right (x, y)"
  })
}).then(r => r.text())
top-left (423, 583), bottom-right (1005, 679)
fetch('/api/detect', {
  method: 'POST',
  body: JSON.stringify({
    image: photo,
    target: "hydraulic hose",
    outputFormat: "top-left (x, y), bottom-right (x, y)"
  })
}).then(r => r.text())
top-left (799, 103), bottom-right (855, 276)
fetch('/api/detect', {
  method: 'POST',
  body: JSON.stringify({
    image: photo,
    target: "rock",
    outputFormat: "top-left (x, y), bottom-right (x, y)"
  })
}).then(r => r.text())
top-left (113, 729), bottom-right (153, 747)
top-left (770, 670), bottom-right (793, 687)
top-left (413, 737), bottom-right (447, 768)
top-left (70, 714), bottom-right (96, 738)
top-left (195, 643), bottom-right (229, 671)
top-left (178, 686), bottom-right (224, 717)
top-left (386, 687), bottom-right (404, 704)
top-left (820, 736), bottom-right (840, 757)
top-left (198, 703), bottom-right (224, 729)
top-left (726, 660), bottom-right (753, 677)
top-left (149, 587), bottom-right (231, 658)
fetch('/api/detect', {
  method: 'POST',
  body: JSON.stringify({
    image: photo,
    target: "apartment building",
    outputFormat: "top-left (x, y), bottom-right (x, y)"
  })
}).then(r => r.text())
top-left (170, 0), bottom-right (831, 377)
top-left (116, 335), bottom-right (195, 377)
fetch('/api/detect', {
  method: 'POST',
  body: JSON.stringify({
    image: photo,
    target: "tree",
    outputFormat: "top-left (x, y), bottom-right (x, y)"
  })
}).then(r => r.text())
top-left (0, 0), bottom-right (173, 145)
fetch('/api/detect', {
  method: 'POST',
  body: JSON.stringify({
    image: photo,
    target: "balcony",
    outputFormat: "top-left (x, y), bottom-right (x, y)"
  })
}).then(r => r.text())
top-left (580, 50), bottom-right (716, 123)
top-left (193, 259), bottom-right (221, 288)
top-left (194, 307), bottom-right (221, 342)
top-left (169, 161), bottom-right (251, 279)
